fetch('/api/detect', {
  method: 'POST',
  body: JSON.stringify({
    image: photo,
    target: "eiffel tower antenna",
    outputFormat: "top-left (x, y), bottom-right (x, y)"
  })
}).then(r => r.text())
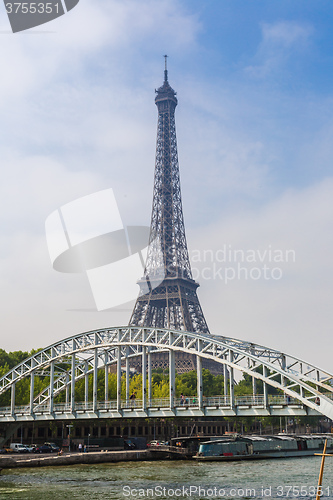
top-left (129, 59), bottom-right (210, 337)
top-left (164, 54), bottom-right (168, 82)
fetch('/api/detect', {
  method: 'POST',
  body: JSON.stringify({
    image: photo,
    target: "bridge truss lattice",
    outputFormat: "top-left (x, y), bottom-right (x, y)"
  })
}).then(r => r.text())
top-left (0, 326), bottom-right (332, 422)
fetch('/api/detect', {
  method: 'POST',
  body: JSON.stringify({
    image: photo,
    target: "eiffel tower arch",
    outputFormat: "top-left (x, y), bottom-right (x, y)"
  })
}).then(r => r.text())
top-left (129, 58), bottom-right (219, 374)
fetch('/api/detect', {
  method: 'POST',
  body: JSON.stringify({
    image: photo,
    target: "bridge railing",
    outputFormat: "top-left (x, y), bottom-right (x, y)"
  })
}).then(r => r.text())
top-left (0, 393), bottom-right (310, 417)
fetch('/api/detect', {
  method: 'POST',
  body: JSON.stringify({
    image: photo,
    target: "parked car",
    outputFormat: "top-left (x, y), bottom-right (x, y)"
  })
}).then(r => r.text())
top-left (44, 442), bottom-right (60, 453)
top-left (147, 440), bottom-right (168, 447)
top-left (10, 443), bottom-right (29, 453)
top-left (28, 444), bottom-right (39, 453)
top-left (23, 444), bottom-right (36, 453)
top-left (147, 440), bottom-right (160, 447)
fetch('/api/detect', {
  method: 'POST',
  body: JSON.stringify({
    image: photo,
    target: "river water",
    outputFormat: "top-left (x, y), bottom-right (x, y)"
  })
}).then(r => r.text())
top-left (0, 457), bottom-right (332, 500)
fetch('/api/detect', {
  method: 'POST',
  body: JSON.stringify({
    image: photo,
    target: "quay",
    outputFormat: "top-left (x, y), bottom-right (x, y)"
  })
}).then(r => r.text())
top-left (0, 449), bottom-right (156, 470)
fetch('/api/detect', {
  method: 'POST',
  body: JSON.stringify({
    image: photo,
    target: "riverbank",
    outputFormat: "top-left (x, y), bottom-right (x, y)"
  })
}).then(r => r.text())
top-left (0, 449), bottom-right (155, 470)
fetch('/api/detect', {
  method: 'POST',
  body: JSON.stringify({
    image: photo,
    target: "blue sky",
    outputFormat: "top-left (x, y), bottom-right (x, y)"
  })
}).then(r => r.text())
top-left (0, 0), bottom-right (332, 370)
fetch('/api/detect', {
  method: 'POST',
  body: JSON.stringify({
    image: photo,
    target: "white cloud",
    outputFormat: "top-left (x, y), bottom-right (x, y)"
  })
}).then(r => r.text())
top-left (188, 177), bottom-right (333, 371)
top-left (262, 22), bottom-right (312, 48)
top-left (0, 0), bottom-right (201, 352)
top-left (245, 21), bottom-right (313, 78)
top-left (0, 0), bottom-right (332, 385)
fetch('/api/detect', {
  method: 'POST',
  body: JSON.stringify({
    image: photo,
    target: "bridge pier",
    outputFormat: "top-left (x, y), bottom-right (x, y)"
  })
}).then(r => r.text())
top-left (71, 340), bottom-right (76, 413)
top-left (197, 340), bottom-right (203, 409)
top-left (125, 346), bottom-right (130, 404)
top-left (84, 361), bottom-right (89, 408)
top-left (105, 352), bottom-right (109, 402)
top-left (229, 350), bottom-right (234, 410)
top-left (50, 357), bottom-right (55, 414)
top-left (142, 344), bottom-right (147, 411)
top-left (10, 382), bottom-right (15, 418)
top-left (93, 345), bottom-right (98, 412)
top-left (116, 344), bottom-right (121, 412)
top-left (30, 359), bottom-right (35, 415)
top-left (65, 373), bottom-right (69, 407)
top-left (263, 365), bottom-right (268, 409)
top-left (148, 348), bottom-right (152, 407)
top-left (223, 359), bottom-right (228, 403)
top-left (249, 356), bottom-right (257, 397)
top-left (169, 332), bottom-right (175, 409)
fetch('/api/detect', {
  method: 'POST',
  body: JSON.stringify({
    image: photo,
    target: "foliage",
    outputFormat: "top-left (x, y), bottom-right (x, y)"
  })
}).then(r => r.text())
top-left (0, 348), bottom-right (293, 405)
top-left (0, 348), bottom-right (46, 406)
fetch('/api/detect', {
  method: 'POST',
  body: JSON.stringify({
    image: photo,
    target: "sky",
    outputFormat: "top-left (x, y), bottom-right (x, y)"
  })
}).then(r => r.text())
top-left (0, 0), bottom-right (332, 372)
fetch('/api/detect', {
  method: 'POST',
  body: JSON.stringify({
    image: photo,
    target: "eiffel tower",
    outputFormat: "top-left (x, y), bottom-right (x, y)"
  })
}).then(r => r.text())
top-left (129, 58), bottom-right (218, 374)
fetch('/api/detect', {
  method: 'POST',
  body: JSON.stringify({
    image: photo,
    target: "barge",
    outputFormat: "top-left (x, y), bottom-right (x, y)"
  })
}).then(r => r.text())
top-left (194, 434), bottom-right (333, 461)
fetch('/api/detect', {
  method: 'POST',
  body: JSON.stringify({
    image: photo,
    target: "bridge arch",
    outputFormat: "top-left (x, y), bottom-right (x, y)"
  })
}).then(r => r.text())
top-left (0, 326), bottom-right (332, 421)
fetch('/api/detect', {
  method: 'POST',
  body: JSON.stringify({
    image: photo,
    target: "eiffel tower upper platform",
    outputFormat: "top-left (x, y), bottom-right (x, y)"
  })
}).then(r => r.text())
top-left (129, 58), bottom-right (217, 373)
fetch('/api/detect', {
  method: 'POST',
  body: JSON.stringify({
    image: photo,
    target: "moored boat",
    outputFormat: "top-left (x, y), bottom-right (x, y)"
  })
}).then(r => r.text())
top-left (194, 434), bottom-right (333, 461)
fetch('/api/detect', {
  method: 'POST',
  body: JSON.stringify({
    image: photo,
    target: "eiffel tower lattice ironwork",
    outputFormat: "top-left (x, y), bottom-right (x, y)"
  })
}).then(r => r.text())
top-left (129, 59), bottom-right (214, 373)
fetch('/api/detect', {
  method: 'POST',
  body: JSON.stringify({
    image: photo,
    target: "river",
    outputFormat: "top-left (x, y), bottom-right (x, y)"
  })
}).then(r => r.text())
top-left (0, 457), bottom-right (332, 500)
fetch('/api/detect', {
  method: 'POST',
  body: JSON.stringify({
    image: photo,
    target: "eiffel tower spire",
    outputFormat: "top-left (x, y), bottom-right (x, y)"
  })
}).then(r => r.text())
top-left (129, 60), bottom-right (210, 335)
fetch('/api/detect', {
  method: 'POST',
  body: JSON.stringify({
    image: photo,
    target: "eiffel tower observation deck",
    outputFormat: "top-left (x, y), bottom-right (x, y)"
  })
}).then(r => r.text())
top-left (129, 58), bottom-right (217, 373)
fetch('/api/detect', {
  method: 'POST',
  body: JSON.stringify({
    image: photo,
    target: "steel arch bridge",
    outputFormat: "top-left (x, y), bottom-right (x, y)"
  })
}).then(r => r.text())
top-left (0, 326), bottom-right (332, 424)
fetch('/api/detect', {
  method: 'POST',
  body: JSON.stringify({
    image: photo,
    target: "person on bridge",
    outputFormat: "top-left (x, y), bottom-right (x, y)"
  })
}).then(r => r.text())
top-left (130, 392), bottom-right (136, 407)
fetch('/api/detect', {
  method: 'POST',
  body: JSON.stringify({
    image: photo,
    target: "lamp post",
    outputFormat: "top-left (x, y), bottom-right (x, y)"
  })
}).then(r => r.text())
top-left (67, 425), bottom-right (73, 452)
top-left (88, 433), bottom-right (90, 453)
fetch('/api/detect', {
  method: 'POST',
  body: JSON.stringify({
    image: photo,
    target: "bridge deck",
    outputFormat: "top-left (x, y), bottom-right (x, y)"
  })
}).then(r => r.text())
top-left (1, 327), bottom-right (332, 422)
top-left (0, 395), bottom-right (321, 422)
